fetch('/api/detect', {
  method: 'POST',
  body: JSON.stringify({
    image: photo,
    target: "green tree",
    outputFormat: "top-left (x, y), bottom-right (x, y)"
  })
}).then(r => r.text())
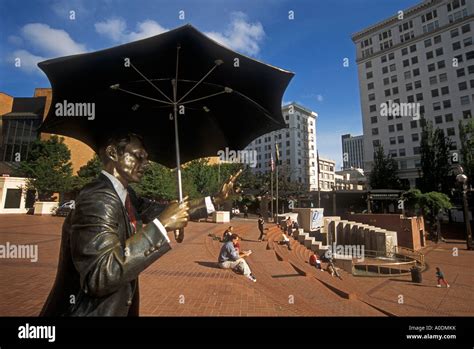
top-left (459, 119), bottom-right (474, 185)
top-left (14, 136), bottom-right (73, 201)
top-left (369, 146), bottom-right (403, 189)
top-left (402, 188), bottom-right (452, 233)
top-left (132, 162), bottom-right (177, 201)
top-left (72, 154), bottom-right (102, 190)
top-left (419, 120), bottom-right (454, 194)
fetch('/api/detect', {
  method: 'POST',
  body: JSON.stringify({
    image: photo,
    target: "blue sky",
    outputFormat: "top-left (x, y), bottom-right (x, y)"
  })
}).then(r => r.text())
top-left (0, 0), bottom-right (418, 168)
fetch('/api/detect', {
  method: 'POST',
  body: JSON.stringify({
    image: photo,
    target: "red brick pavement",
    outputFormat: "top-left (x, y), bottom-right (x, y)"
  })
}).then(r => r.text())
top-left (0, 215), bottom-right (472, 316)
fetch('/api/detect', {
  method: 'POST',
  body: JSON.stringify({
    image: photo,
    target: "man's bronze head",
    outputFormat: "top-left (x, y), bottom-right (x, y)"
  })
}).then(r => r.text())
top-left (99, 132), bottom-right (149, 186)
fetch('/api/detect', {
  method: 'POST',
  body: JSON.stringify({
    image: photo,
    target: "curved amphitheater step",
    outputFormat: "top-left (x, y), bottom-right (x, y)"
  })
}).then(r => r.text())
top-left (204, 222), bottom-right (385, 315)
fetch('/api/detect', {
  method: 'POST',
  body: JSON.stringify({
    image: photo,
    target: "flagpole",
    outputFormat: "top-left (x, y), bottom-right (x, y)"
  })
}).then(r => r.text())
top-left (317, 150), bottom-right (321, 208)
top-left (275, 143), bottom-right (279, 218)
top-left (270, 161), bottom-right (274, 222)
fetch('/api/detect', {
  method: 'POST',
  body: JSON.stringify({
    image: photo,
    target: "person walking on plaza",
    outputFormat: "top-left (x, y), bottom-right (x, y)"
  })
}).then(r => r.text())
top-left (258, 214), bottom-right (265, 241)
top-left (218, 234), bottom-right (256, 282)
top-left (243, 205), bottom-right (249, 218)
top-left (435, 267), bottom-right (450, 288)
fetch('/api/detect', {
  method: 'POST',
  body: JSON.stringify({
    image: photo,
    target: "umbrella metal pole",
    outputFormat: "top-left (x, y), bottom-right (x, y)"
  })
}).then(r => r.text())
top-left (173, 103), bottom-right (183, 201)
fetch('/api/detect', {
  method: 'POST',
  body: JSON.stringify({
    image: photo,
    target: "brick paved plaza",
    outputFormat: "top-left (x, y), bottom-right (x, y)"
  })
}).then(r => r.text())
top-left (0, 214), bottom-right (473, 316)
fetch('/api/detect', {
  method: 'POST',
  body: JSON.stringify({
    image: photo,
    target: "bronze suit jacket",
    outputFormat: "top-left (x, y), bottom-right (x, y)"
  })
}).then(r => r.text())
top-left (40, 174), bottom-right (208, 316)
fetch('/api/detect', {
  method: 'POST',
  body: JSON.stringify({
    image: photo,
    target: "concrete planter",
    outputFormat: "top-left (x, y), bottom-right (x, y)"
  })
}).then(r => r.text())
top-left (212, 211), bottom-right (230, 223)
top-left (34, 201), bottom-right (59, 215)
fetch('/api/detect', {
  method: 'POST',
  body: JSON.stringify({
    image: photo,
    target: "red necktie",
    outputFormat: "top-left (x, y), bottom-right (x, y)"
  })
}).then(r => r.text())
top-left (125, 194), bottom-right (137, 234)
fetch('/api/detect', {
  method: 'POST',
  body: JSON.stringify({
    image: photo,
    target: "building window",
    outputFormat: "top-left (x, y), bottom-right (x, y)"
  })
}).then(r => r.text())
top-left (370, 104), bottom-right (377, 112)
top-left (451, 28), bottom-right (459, 38)
top-left (371, 116), bottom-right (378, 124)
top-left (397, 123), bottom-right (403, 131)
top-left (424, 38), bottom-right (432, 47)
top-left (390, 137), bottom-right (396, 145)
top-left (432, 89), bottom-right (439, 98)
top-left (399, 148), bottom-right (406, 157)
top-left (391, 75), bottom-right (398, 83)
top-left (388, 125), bottom-right (395, 133)
top-left (412, 133), bottom-right (419, 142)
top-left (433, 102), bottom-right (441, 111)
top-left (445, 113), bottom-right (453, 122)
top-left (406, 83), bottom-right (413, 91)
top-left (457, 68), bottom-right (465, 77)
top-left (463, 110), bottom-right (472, 119)
top-left (372, 128), bottom-right (379, 135)
top-left (447, 127), bottom-right (455, 136)
top-left (368, 82), bottom-right (374, 90)
top-left (365, 61), bottom-right (372, 69)
top-left (439, 73), bottom-right (448, 82)
top-left (410, 120), bottom-right (417, 129)
top-left (461, 95), bottom-right (470, 105)
top-left (437, 60), bottom-right (445, 69)
top-left (453, 41), bottom-right (462, 50)
top-left (426, 51), bottom-right (434, 60)
top-left (401, 48), bottom-right (408, 56)
top-left (434, 35), bottom-right (442, 44)
top-left (435, 115), bottom-right (443, 124)
top-left (429, 76), bottom-right (437, 85)
top-left (369, 93), bottom-right (375, 101)
top-left (413, 146), bottom-right (421, 155)
top-left (462, 23), bottom-right (471, 34)
top-left (443, 100), bottom-right (451, 109)
top-left (398, 136), bottom-right (404, 144)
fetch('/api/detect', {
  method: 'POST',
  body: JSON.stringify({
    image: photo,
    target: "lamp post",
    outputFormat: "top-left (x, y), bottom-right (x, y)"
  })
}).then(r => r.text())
top-left (456, 172), bottom-right (473, 250)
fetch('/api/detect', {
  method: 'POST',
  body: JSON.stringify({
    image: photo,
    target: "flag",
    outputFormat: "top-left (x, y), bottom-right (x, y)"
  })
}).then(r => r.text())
top-left (270, 153), bottom-right (275, 172)
top-left (275, 143), bottom-right (280, 163)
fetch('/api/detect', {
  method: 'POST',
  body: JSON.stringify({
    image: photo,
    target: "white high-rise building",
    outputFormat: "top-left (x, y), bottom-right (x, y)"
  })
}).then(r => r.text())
top-left (245, 102), bottom-right (318, 191)
top-left (341, 134), bottom-right (364, 169)
top-left (352, 0), bottom-right (474, 187)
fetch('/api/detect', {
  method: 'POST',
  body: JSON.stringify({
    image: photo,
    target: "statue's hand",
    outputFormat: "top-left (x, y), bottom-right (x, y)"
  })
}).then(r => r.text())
top-left (158, 196), bottom-right (189, 231)
top-left (214, 169), bottom-right (243, 206)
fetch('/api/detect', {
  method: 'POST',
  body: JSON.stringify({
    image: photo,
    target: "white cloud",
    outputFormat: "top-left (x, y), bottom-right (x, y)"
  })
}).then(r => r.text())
top-left (316, 94), bottom-right (324, 102)
top-left (205, 12), bottom-right (265, 55)
top-left (7, 23), bottom-right (87, 74)
top-left (9, 50), bottom-right (46, 74)
top-left (95, 18), bottom-right (168, 43)
top-left (95, 13), bottom-right (265, 56)
top-left (21, 23), bottom-right (87, 56)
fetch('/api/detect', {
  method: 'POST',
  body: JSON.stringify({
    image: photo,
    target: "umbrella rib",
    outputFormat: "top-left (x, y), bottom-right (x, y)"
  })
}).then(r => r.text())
top-left (177, 61), bottom-right (222, 104)
top-left (130, 62), bottom-right (173, 103)
top-left (115, 86), bottom-right (173, 105)
top-left (180, 90), bottom-right (227, 105)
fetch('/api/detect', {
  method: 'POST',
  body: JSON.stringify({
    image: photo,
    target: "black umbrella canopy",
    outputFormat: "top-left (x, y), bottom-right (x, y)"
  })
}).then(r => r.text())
top-left (38, 24), bottom-right (294, 168)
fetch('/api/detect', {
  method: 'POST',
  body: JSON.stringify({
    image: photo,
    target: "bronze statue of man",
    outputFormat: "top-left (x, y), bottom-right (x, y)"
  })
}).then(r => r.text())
top-left (40, 132), bottom-right (240, 316)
